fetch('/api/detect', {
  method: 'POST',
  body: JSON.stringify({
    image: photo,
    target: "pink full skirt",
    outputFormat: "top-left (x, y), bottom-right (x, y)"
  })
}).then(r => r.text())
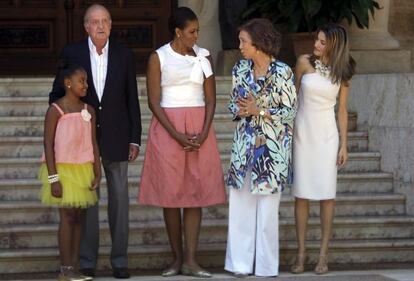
top-left (138, 107), bottom-right (227, 207)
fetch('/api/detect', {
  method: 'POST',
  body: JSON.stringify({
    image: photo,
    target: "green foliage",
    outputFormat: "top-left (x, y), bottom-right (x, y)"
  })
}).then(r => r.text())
top-left (241, 0), bottom-right (381, 32)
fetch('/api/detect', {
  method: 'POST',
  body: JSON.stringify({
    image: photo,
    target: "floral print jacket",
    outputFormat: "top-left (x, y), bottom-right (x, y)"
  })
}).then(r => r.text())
top-left (226, 59), bottom-right (297, 195)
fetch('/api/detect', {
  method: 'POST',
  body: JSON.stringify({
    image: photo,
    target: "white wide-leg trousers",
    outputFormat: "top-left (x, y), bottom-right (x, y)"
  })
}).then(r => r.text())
top-left (225, 176), bottom-right (281, 277)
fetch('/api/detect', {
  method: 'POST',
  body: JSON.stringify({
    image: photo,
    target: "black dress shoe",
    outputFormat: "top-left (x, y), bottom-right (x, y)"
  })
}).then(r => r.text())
top-left (79, 268), bottom-right (96, 278)
top-left (113, 268), bottom-right (130, 279)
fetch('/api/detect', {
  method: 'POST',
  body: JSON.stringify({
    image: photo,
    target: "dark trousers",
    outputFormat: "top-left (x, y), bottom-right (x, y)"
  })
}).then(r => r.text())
top-left (79, 160), bottom-right (129, 269)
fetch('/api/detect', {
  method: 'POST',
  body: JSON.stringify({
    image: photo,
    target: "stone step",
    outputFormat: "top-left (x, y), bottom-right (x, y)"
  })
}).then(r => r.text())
top-left (0, 151), bottom-right (381, 180)
top-left (0, 193), bottom-right (405, 224)
top-left (2, 216), bottom-right (413, 250)
top-left (0, 135), bottom-right (229, 157)
top-left (0, 172), bottom-right (394, 201)
top-left (0, 78), bottom-right (54, 98)
top-left (0, 113), bottom-right (359, 138)
top-left (0, 131), bottom-right (369, 158)
top-left (1, 239), bottom-right (414, 273)
top-left (0, 94), bottom-right (233, 117)
top-left (0, 114), bottom-right (237, 137)
top-left (0, 98), bottom-right (359, 134)
top-left (346, 131), bottom-right (369, 151)
top-left (0, 97), bottom-right (48, 117)
top-left (0, 77), bottom-right (233, 98)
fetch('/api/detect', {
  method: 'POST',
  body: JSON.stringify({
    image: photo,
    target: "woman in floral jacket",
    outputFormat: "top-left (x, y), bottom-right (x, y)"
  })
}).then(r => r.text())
top-left (225, 18), bottom-right (297, 277)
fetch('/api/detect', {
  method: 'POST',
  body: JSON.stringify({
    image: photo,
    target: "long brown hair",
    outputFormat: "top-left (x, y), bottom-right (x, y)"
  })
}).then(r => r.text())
top-left (310, 23), bottom-right (355, 85)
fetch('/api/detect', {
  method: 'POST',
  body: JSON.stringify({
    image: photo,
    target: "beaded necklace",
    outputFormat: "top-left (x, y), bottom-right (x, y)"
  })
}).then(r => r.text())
top-left (314, 59), bottom-right (331, 78)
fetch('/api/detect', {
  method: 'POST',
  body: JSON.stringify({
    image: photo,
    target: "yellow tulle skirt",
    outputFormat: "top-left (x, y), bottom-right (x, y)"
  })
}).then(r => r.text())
top-left (39, 163), bottom-right (98, 208)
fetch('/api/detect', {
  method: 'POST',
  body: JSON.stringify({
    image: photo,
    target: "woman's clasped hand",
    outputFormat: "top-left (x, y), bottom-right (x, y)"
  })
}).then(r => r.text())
top-left (237, 93), bottom-right (259, 117)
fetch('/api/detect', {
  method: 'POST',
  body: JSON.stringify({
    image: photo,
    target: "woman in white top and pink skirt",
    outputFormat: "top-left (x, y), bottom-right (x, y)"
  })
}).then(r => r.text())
top-left (138, 7), bottom-right (226, 278)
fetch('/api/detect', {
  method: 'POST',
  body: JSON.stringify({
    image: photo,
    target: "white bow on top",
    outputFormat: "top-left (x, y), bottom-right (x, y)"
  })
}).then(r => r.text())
top-left (184, 46), bottom-right (213, 84)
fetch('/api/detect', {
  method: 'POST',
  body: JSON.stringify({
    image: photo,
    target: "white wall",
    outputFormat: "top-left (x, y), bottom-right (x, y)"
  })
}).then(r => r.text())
top-left (178, 0), bottom-right (222, 67)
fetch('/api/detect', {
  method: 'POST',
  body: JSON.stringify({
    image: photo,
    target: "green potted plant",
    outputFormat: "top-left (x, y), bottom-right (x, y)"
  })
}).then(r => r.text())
top-left (242, 0), bottom-right (380, 32)
top-left (241, 0), bottom-right (381, 57)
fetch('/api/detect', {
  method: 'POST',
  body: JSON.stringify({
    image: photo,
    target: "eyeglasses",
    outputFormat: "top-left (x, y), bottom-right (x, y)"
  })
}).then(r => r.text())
top-left (87, 18), bottom-right (111, 27)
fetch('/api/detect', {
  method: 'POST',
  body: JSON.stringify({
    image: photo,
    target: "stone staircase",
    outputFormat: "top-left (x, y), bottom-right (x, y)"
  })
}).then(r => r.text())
top-left (0, 77), bottom-right (414, 274)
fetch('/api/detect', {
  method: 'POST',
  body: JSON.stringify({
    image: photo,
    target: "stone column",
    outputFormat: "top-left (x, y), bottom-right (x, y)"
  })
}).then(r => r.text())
top-left (178, 0), bottom-right (222, 68)
top-left (345, 0), bottom-right (399, 49)
top-left (343, 0), bottom-right (410, 73)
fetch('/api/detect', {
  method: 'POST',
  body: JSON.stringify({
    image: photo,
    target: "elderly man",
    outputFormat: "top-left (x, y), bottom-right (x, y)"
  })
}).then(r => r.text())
top-left (49, 4), bottom-right (141, 279)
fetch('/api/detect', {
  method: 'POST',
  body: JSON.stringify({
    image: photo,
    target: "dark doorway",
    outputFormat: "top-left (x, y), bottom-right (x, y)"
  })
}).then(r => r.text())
top-left (0, 0), bottom-right (176, 75)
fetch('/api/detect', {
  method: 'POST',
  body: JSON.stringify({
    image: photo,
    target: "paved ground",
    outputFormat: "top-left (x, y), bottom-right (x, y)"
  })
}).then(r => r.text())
top-left (3, 269), bottom-right (414, 281)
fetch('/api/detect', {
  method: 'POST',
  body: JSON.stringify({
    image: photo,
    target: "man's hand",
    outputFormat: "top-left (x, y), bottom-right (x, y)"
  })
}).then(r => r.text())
top-left (128, 144), bottom-right (139, 162)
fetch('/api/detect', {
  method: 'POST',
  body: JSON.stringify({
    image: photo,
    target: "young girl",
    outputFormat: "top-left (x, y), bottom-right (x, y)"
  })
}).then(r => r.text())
top-left (39, 62), bottom-right (101, 281)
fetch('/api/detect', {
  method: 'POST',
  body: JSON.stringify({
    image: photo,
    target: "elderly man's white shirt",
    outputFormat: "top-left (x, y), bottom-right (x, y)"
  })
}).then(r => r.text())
top-left (88, 37), bottom-right (108, 102)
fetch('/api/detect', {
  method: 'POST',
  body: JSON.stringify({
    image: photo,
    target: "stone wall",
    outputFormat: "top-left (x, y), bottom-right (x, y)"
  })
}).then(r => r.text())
top-left (349, 73), bottom-right (414, 214)
top-left (178, 0), bottom-right (221, 67)
top-left (389, 0), bottom-right (414, 71)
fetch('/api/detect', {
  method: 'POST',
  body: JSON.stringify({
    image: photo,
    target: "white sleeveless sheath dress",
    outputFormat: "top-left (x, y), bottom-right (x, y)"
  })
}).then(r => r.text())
top-left (292, 71), bottom-right (340, 200)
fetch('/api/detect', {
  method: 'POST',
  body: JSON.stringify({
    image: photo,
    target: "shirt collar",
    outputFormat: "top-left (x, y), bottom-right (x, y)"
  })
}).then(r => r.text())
top-left (88, 37), bottom-right (109, 55)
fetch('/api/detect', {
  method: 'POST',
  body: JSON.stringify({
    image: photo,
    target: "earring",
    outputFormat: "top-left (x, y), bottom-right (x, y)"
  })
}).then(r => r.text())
top-left (177, 34), bottom-right (180, 38)
top-left (67, 85), bottom-right (71, 88)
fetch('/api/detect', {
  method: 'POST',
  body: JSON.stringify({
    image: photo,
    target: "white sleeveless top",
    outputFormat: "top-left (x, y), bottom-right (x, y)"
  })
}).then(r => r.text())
top-left (156, 43), bottom-right (213, 108)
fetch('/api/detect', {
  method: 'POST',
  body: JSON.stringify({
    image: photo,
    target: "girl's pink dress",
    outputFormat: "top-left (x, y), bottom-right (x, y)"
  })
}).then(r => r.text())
top-left (39, 103), bottom-right (98, 208)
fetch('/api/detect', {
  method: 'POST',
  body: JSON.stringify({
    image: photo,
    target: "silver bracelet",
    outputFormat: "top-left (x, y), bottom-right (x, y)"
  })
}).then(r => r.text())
top-left (47, 174), bottom-right (59, 184)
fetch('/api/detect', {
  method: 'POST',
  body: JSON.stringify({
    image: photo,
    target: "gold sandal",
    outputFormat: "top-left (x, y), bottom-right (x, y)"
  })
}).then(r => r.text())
top-left (290, 253), bottom-right (305, 274)
top-left (314, 255), bottom-right (329, 275)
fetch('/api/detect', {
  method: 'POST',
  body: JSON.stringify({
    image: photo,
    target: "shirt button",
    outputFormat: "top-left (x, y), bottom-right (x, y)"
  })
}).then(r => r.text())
top-left (99, 106), bottom-right (102, 110)
top-left (97, 124), bottom-right (100, 128)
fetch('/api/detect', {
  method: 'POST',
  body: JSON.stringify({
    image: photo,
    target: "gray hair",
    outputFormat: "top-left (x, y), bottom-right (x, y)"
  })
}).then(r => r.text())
top-left (84, 4), bottom-right (111, 23)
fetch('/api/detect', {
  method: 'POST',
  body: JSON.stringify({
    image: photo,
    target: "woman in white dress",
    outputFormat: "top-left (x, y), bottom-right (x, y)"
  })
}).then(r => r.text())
top-left (291, 23), bottom-right (355, 274)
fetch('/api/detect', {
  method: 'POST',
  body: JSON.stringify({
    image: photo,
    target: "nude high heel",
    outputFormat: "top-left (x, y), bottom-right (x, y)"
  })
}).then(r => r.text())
top-left (314, 255), bottom-right (329, 275)
top-left (290, 253), bottom-right (305, 274)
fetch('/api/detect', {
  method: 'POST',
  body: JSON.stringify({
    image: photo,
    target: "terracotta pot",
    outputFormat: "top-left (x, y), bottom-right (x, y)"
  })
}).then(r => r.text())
top-left (347, 111), bottom-right (358, 131)
top-left (289, 32), bottom-right (315, 58)
top-left (335, 111), bottom-right (358, 132)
